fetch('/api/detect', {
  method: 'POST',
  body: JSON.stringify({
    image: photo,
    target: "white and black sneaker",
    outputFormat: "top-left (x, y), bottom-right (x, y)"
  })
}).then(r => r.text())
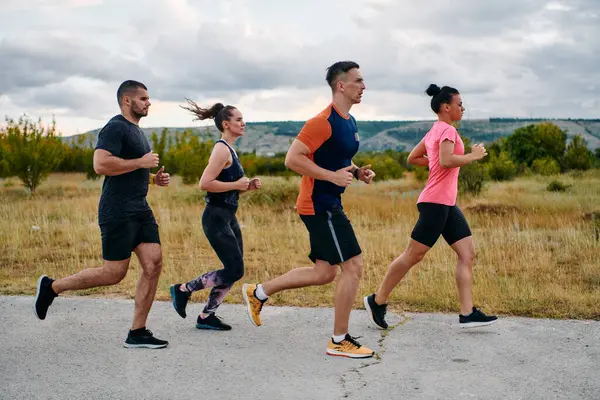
top-left (34, 275), bottom-right (58, 320)
top-left (363, 293), bottom-right (389, 330)
top-left (123, 328), bottom-right (168, 349)
top-left (459, 307), bottom-right (498, 328)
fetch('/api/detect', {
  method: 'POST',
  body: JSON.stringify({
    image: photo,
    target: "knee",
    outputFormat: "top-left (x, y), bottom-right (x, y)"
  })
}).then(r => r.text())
top-left (343, 258), bottom-right (363, 281)
top-left (458, 249), bottom-right (476, 266)
top-left (228, 264), bottom-right (245, 283)
top-left (315, 267), bottom-right (337, 285)
top-left (142, 258), bottom-right (163, 278)
top-left (404, 249), bottom-right (426, 265)
top-left (105, 264), bottom-right (128, 285)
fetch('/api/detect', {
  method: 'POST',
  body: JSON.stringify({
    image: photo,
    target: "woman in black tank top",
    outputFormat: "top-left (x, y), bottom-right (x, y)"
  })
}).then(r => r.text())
top-left (169, 100), bottom-right (261, 330)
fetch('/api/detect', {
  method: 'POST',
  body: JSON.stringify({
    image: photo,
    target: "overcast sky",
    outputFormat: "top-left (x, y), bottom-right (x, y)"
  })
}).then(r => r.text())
top-left (1, 0), bottom-right (598, 135)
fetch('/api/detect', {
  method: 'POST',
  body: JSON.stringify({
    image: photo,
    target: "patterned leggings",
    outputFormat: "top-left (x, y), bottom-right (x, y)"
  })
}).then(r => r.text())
top-left (185, 204), bottom-right (244, 314)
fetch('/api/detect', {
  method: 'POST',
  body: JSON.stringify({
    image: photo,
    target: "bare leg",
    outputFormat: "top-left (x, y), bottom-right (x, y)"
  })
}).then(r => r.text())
top-left (51, 259), bottom-right (130, 294)
top-left (375, 239), bottom-right (430, 305)
top-left (333, 255), bottom-right (363, 336)
top-left (131, 243), bottom-right (163, 330)
top-left (261, 260), bottom-right (337, 296)
top-left (450, 236), bottom-right (475, 315)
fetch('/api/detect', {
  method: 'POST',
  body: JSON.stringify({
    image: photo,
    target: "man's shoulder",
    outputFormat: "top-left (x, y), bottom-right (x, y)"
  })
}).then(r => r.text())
top-left (99, 115), bottom-right (127, 133)
top-left (303, 107), bottom-right (334, 129)
top-left (312, 105), bottom-right (334, 121)
top-left (103, 115), bottom-right (138, 132)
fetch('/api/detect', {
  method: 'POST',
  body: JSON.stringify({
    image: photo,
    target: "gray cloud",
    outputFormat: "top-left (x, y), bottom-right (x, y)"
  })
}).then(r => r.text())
top-left (2, 0), bottom-right (103, 11)
top-left (1, 0), bottom-right (599, 122)
top-left (0, 32), bottom-right (151, 112)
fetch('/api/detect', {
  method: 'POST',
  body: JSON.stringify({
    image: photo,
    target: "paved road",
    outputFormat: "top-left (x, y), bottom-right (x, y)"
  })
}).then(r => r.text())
top-left (1, 296), bottom-right (598, 399)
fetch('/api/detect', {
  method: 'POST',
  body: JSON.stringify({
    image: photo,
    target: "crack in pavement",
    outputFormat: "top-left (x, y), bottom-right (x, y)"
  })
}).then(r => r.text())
top-left (338, 314), bottom-right (411, 399)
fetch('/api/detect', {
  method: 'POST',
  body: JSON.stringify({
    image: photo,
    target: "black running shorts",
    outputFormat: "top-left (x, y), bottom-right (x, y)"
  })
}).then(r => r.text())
top-left (99, 210), bottom-right (160, 261)
top-left (300, 208), bottom-right (362, 266)
top-left (411, 203), bottom-right (472, 248)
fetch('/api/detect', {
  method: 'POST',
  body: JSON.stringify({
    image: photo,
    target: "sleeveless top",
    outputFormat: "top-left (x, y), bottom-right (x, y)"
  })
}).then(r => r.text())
top-left (205, 139), bottom-right (245, 210)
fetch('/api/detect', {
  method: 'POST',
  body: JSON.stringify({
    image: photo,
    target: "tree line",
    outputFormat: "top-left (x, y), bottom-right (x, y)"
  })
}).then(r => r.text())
top-left (0, 116), bottom-right (598, 194)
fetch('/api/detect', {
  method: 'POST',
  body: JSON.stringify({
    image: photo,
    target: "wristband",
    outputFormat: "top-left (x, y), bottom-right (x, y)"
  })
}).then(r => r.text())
top-left (353, 167), bottom-right (359, 180)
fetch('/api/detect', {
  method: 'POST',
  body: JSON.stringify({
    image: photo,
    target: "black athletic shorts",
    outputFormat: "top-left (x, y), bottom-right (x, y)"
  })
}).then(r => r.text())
top-left (300, 208), bottom-right (362, 266)
top-left (411, 203), bottom-right (472, 248)
top-left (99, 210), bottom-right (160, 261)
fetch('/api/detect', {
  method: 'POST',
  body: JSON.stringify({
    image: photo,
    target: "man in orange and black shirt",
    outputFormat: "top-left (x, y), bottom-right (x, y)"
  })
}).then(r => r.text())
top-left (243, 61), bottom-right (376, 358)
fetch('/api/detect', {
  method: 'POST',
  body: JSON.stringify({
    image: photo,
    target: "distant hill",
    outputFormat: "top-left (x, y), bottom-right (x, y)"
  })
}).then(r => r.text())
top-left (62, 118), bottom-right (600, 154)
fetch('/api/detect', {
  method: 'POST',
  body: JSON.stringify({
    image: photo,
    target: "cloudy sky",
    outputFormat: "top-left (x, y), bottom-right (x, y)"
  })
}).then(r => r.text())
top-left (1, 0), bottom-right (598, 135)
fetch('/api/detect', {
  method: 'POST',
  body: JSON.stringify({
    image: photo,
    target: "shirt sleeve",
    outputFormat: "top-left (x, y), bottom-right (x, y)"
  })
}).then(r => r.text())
top-left (296, 117), bottom-right (332, 153)
top-left (95, 122), bottom-right (126, 156)
top-left (439, 125), bottom-right (458, 144)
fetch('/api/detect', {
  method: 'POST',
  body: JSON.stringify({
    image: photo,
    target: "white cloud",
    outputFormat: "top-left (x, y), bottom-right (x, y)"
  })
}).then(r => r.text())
top-left (0, 0), bottom-right (599, 135)
top-left (2, 0), bottom-right (103, 11)
top-left (546, 2), bottom-right (572, 11)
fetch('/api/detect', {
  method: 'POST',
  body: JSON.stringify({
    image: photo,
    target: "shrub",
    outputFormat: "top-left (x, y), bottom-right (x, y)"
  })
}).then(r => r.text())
top-left (547, 180), bottom-right (570, 192)
top-left (486, 151), bottom-right (517, 181)
top-left (532, 157), bottom-right (561, 176)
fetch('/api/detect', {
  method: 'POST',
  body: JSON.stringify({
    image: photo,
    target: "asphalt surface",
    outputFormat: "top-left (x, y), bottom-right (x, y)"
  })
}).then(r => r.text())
top-left (1, 296), bottom-right (598, 399)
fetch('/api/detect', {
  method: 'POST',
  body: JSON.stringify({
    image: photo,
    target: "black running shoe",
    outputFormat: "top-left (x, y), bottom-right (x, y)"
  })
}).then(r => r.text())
top-left (123, 328), bottom-right (168, 349)
top-left (170, 284), bottom-right (191, 318)
top-left (459, 307), bottom-right (498, 328)
top-left (363, 293), bottom-right (388, 329)
top-left (196, 313), bottom-right (232, 331)
top-left (34, 275), bottom-right (57, 320)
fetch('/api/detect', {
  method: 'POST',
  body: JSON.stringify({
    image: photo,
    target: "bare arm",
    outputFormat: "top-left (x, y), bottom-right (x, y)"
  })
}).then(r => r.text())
top-left (199, 144), bottom-right (249, 192)
top-left (93, 149), bottom-right (158, 176)
top-left (439, 140), bottom-right (487, 168)
top-left (407, 140), bottom-right (429, 167)
top-left (285, 139), bottom-right (336, 181)
top-left (285, 139), bottom-right (353, 187)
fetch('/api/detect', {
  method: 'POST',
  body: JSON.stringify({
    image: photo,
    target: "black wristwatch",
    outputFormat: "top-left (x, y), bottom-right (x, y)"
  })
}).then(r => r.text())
top-left (353, 167), bottom-right (360, 180)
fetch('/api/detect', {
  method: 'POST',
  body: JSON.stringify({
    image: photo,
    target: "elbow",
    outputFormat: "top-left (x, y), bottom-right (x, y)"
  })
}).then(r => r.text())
top-left (284, 154), bottom-right (292, 169)
top-left (407, 156), bottom-right (416, 165)
top-left (199, 177), bottom-right (211, 191)
top-left (93, 162), bottom-right (105, 176)
top-left (284, 155), bottom-right (294, 170)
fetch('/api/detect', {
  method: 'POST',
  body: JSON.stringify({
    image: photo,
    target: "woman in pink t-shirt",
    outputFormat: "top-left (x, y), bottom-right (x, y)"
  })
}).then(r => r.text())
top-left (364, 84), bottom-right (498, 329)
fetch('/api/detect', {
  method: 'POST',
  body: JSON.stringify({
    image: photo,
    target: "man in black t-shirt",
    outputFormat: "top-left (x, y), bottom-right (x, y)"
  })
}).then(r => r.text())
top-left (33, 80), bottom-right (171, 349)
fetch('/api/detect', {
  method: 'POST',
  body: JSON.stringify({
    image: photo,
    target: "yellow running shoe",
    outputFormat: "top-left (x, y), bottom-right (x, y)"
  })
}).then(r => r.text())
top-left (326, 334), bottom-right (374, 358)
top-left (242, 283), bottom-right (266, 327)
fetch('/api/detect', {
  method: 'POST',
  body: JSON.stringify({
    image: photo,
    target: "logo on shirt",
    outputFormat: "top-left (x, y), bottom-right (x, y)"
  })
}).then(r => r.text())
top-left (354, 131), bottom-right (359, 141)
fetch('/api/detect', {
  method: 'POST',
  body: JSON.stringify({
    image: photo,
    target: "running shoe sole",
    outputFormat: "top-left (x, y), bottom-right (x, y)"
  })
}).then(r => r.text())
top-left (241, 283), bottom-right (260, 327)
top-left (460, 319), bottom-right (498, 329)
top-left (326, 349), bottom-right (374, 358)
top-left (123, 342), bottom-right (168, 349)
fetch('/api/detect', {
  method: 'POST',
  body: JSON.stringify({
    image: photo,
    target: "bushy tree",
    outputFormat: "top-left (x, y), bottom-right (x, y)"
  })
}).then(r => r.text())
top-left (504, 122), bottom-right (567, 168)
top-left (564, 135), bottom-right (594, 171)
top-left (486, 151), bottom-right (517, 181)
top-left (458, 136), bottom-right (486, 196)
top-left (531, 156), bottom-right (561, 176)
top-left (2, 116), bottom-right (63, 193)
top-left (0, 129), bottom-right (10, 178)
top-left (169, 131), bottom-right (213, 184)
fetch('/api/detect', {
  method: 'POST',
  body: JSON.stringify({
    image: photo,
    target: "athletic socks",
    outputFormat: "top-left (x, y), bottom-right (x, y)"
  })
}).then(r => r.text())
top-left (255, 284), bottom-right (268, 301)
top-left (332, 333), bottom-right (347, 343)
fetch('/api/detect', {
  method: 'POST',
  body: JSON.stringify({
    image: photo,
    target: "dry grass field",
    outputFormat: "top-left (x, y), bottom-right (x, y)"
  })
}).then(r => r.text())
top-left (1, 171), bottom-right (599, 319)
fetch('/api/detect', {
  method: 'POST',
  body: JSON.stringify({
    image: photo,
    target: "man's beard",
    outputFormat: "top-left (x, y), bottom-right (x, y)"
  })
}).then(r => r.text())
top-left (131, 106), bottom-right (148, 119)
